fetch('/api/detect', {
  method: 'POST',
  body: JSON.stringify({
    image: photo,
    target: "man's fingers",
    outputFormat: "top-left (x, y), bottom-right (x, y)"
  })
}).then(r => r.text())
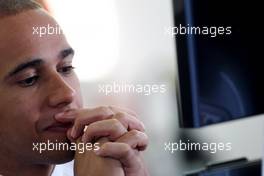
top-left (54, 109), bottom-right (76, 122)
top-left (54, 106), bottom-right (145, 141)
top-left (112, 112), bottom-right (145, 132)
top-left (95, 130), bottom-right (149, 175)
top-left (116, 130), bottom-right (148, 151)
top-left (81, 119), bottom-right (127, 143)
top-left (66, 127), bottom-right (76, 142)
top-left (55, 107), bottom-right (114, 139)
top-left (96, 142), bottom-right (141, 169)
top-left (109, 106), bottom-right (145, 131)
top-left (72, 107), bottom-right (114, 139)
top-left (95, 129), bottom-right (148, 168)
top-left (109, 106), bottom-right (138, 117)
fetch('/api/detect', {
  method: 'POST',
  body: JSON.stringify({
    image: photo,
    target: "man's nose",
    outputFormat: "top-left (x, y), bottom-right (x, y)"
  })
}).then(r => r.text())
top-left (47, 73), bottom-right (76, 108)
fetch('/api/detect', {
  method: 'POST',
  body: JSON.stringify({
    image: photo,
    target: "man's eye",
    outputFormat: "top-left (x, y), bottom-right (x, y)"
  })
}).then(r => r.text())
top-left (58, 66), bottom-right (75, 75)
top-left (17, 76), bottom-right (39, 87)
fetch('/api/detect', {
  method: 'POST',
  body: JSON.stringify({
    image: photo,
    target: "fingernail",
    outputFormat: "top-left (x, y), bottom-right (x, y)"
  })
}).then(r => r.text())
top-left (65, 110), bottom-right (76, 115)
top-left (94, 149), bottom-right (101, 155)
top-left (55, 112), bottom-right (64, 118)
top-left (71, 127), bottom-right (77, 138)
top-left (81, 135), bottom-right (85, 142)
top-left (141, 122), bottom-right (146, 131)
top-left (55, 110), bottom-right (75, 119)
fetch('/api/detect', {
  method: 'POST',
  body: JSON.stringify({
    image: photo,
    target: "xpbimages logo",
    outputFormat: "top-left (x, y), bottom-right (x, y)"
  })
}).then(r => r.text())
top-left (164, 140), bottom-right (232, 154)
top-left (32, 140), bottom-right (100, 154)
top-left (98, 82), bottom-right (167, 96)
top-left (32, 24), bottom-right (63, 37)
top-left (165, 24), bottom-right (232, 38)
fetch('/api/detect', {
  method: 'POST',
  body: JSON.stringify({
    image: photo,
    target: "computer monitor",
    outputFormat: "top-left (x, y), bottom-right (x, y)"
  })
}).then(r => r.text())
top-left (185, 159), bottom-right (261, 176)
top-left (173, 0), bottom-right (263, 127)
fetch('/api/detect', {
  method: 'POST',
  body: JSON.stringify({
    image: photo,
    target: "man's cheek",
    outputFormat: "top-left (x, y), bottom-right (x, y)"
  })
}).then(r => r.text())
top-left (74, 85), bottom-right (84, 109)
top-left (67, 75), bottom-right (83, 108)
top-left (0, 119), bottom-right (36, 153)
top-left (10, 108), bottom-right (40, 137)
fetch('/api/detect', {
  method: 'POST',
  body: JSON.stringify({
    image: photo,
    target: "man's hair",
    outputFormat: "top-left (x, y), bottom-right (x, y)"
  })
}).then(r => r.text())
top-left (0, 0), bottom-right (41, 17)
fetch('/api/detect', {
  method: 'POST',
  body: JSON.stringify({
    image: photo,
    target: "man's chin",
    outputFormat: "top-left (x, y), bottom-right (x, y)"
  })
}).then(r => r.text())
top-left (34, 134), bottom-right (75, 164)
top-left (36, 149), bottom-right (75, 165)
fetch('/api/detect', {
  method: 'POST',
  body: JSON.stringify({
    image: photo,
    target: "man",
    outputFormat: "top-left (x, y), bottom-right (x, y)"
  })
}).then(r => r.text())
top-left (0, 0), bottom-right (149, 175)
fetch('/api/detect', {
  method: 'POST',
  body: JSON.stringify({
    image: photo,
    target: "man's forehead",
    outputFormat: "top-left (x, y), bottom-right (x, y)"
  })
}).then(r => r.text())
top-left (0, 9), bottom-right (70, 79)
top-left (0, 9), bottom-right (56, 40)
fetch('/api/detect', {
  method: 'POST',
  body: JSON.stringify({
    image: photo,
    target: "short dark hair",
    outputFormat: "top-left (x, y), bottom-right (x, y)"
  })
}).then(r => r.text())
top-left (0, 0), bottom-right (42, 17)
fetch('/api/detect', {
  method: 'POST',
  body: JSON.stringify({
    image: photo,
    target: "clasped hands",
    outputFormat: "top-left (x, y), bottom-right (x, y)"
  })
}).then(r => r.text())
top-left (55, 106), bottom-right (149, 176)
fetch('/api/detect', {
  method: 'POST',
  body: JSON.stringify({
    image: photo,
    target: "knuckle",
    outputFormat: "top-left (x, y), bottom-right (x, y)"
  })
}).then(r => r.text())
top-left (74, 117), bottom-right (81, 126)
top-left (82, 128), bottom-right (90, 138)
top-left (130, 129), bottom-right (141, 138)
top-left (97, 106), bottom-right (112, 115)
top-left (121, 144), bottom-right (132, 156)
top-left (110, 118), bottom-right (122, 128)
top-left (101, 142), bottom-right (111, 150)
top-left (86, 123), bottom-right (96, 132)
top-left (143, 133), bottom-right (149, 141)
top-left (82, 131), bottom-right (88, 138)
top-left (138, 121), bottom-right (146, 132)
top-left (142, 133), bottom-right (149, 145)
top-left (83, 123), bottom-right (96, 135)
top-left (115, 112), bottom-right (126, 120)
top-left (113, 112), bottom-right (126, 122)
top-left (131, 110), bottom-right (139, 118)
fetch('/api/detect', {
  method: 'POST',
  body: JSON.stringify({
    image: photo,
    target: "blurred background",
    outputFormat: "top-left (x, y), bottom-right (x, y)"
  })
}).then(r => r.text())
top-left (37, 0), bottom-right (264, 175)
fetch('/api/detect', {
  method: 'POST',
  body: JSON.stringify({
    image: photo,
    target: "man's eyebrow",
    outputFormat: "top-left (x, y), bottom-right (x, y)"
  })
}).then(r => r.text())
top-left (5, 48), bottom-right (74, 79)
top-left (7, 59), bottom-right (43, 78)
top-left (60, 48), bottom-right (75, 59)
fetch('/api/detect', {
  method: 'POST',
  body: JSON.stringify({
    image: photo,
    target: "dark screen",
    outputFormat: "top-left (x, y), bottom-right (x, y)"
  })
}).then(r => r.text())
top-left (173, 0), bottom-right (264, 127)
top-left (185, 160), bottom-right (261, 176)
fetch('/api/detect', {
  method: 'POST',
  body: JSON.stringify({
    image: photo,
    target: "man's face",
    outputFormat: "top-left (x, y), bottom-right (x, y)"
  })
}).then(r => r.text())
top-left (0, 9), bottom-right (83, 164)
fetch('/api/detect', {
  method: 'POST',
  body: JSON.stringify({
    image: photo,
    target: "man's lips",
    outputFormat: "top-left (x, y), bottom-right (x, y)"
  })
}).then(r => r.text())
top-left (36, 108), bottom-right (76, 133)
top-left (44, 122), bottom-right (72, 133)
